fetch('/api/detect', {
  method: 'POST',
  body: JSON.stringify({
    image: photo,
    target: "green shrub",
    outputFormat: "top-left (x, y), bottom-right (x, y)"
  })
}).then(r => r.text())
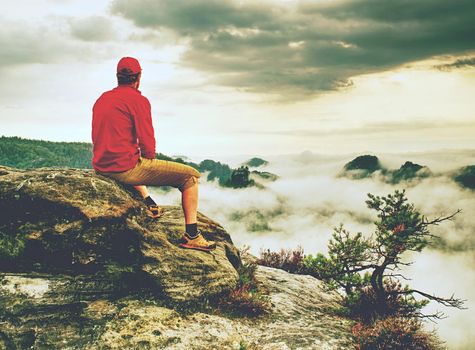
top-left (257, 246), bottom-right (306, 274)
top-left (218, 248), bottom-right (271, 317)
top-left (337, 280), bottom-right (429, 324)
top-left (352, 316), bottom-right (445, 350)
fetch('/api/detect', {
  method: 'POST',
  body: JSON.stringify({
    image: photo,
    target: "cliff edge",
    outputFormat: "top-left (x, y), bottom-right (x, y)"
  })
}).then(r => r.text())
top-left (0, 166), bottom-right (353, 349)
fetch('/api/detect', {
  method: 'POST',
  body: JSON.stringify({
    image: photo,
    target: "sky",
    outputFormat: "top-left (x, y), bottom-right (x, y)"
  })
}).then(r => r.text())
top-left (1, 0), bottom-right (474, 159)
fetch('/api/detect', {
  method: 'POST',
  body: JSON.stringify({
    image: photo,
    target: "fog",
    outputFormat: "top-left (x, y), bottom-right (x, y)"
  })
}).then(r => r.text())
top-left (150, 149), bottom-right (475, 349)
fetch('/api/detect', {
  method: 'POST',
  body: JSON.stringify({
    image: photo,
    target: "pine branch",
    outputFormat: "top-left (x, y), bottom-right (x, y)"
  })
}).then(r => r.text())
top-left (383, 273), bottom-right (411, 281)
top-left (395, 289), bottom-right (466, 309)
top-left (423, 209), bottom-right (462, 226)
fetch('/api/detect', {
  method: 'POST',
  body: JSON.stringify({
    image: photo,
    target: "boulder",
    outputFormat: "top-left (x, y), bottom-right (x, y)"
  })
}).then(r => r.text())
top-left (0, 165), bottom-right (241, 303)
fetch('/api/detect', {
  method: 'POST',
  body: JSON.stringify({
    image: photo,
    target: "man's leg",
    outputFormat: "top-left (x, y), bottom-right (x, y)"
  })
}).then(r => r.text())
top-left (97, 158), bottom-right (215, 249)
top-left (133, 185), bottom-right (149, 198)
top-left (180, 179), bottom-right (216, 250)
top-left (182, 181), bottom-right (198, 224)
top-left (133, 185), bottom-right (162, 218)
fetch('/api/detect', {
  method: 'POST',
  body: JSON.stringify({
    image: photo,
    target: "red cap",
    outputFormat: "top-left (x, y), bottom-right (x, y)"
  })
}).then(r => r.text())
top-left (117, 57), bottom-right (142, 76)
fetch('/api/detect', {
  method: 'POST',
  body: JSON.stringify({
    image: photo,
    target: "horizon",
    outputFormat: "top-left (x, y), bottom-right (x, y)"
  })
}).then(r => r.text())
top-left (1, 134), bottom-right (475, 170)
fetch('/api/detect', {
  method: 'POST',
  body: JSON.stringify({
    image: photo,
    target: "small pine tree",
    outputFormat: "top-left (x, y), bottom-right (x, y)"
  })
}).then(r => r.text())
top-left (305, 190), bottom-right (465, 322)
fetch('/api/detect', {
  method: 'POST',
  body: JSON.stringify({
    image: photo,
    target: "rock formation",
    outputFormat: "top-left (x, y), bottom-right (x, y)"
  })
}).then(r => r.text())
top-left (453, 165), bottom-right (475, 190)
top-left (0, 165), bottom-right (241, 302)
top-left (0, 165), bottom-right (353, 349)
top-left (341, 155), bottom-right (383, 179)
top-left (341, 155), bottom-right (432, 184)
top-left (389, 161), bottom-right (431, 184)
top-left (242, 157), bottom-right (269, 168)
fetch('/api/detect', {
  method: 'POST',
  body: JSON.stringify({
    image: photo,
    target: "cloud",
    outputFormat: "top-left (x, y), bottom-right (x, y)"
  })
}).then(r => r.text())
top-left (69, 16), bottom-right (116, 42)
top-left (0, 17), bottom-right (112, 69)
top-left (401, 250), bottom-right (475, 350)
top-left (0, 19), bottom-right (66, 67)
top-left (150, 149), bottom-right (475, 256)
top-left (243, 120), bottom-right (475, 138)
top-left (111, 0), bottom-right (273, 34)
top-left (435, 55), bottom-right (475, 71)
top-left (110, 0), bottom-right (475, 98)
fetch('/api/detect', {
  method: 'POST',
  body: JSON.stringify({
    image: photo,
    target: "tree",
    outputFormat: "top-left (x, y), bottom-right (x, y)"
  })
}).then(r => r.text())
top-left (305, 190), bottom-right (465, 322)
top-left (229, 166), bottom-right (254, 188)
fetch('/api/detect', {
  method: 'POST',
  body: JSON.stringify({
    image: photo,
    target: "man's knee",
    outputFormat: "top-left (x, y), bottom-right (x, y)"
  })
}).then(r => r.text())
top-left (190, 167), bottom-right (201, 178)
top-left (180, 173), bottom-right (200, 192)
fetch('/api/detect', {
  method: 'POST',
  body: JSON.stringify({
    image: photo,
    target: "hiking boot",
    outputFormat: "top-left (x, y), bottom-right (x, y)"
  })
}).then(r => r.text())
top-left (146, 204), bottom-right (163, 218)
top-left (179, 230), bottom-right (217, 251)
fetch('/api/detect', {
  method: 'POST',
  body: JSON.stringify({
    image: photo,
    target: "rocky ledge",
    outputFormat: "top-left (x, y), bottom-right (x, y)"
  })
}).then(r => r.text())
top-left (0, 166), bottom-right (353, 349)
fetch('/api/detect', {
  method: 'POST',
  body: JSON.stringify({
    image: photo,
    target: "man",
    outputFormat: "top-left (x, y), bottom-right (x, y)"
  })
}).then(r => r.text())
top-left (91, 56), bottom-right (216, 252)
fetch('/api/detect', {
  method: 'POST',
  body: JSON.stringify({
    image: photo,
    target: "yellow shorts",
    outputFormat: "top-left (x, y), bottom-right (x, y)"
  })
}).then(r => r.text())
top-left (96, 156), bottom-right (201, 192)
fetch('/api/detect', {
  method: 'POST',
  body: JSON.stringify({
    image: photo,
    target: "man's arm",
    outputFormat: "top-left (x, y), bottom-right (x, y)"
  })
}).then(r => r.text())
top-left (134, 97), bottom-right (156, 159)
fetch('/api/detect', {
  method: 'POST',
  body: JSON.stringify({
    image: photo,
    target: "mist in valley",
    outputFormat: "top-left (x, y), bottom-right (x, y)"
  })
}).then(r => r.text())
top-left (150, 149), bottom-right (475, 349)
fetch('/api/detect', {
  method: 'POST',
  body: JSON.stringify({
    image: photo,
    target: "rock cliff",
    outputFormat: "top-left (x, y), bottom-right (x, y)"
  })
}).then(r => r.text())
top-left (0, 166), bottom-right (353, 349)
top-left (0, 165), bottom-right (241, 302)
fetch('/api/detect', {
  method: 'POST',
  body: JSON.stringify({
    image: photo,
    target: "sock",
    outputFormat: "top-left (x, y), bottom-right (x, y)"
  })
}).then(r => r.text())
top-left (144, 196), bottom-right (156, 206)
top-left (186, 223), bottom-right (198, 238)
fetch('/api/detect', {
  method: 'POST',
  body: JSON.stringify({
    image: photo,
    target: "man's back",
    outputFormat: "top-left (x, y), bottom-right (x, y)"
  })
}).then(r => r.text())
top-left (92, 85), bottom-right (155, 173)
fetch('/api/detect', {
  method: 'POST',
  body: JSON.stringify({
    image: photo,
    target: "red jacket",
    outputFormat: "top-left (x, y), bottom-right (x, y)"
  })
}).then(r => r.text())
top-left (91, 85), bottom-right (156, 172)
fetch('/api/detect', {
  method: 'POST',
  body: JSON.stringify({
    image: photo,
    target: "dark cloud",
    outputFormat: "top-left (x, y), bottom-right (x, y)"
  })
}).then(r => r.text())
top-left (111, 0), bottom-right (274, 33)
top-left (69, 16), bottom-right (116, 42)
top-left (306, 0), bottom-right (475, 23)
top-left (435, 56), bottom-right (475, 71)
top-left (111, 0), bottom-right (475, 98)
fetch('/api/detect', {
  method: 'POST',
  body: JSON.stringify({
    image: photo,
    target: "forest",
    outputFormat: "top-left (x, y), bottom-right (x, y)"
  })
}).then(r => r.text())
top-left (0, 136), bottom-right (271, 189)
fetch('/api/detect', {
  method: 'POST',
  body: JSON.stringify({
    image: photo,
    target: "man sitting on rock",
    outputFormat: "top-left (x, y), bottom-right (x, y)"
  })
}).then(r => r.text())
top-left (91, 56), bottom-right (216, 252)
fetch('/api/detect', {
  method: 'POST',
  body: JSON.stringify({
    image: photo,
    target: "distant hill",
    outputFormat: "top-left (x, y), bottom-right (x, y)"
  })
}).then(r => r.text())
top-left (344, 155), bottom-right (382, 173)
top-left (342, 155), bottom-right (383, 179)
top-left (0, 136), bottom-right (277, 189)
top-left (243, 157), bottom-right (269, 168)
top-left (341, 155), bottom-right (431, 184)
top-left (453, 165), bottom-right (475, 190)
top-left (389, 161), bottom-right (431, 184)
top-left (198, 159), bottom-right (232, 186)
